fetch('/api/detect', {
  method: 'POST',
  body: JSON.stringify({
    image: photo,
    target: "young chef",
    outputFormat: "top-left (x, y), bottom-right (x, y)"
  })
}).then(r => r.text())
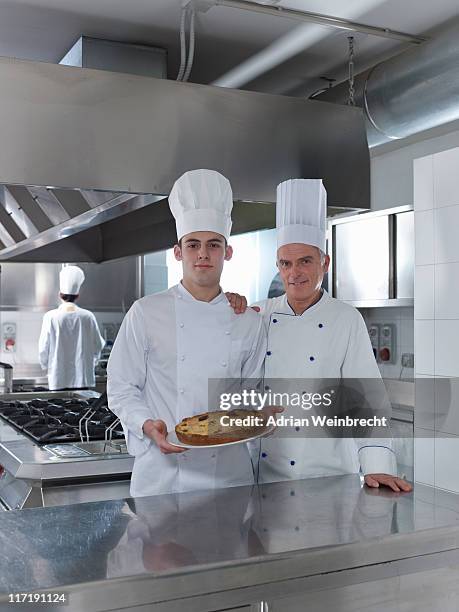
top-left (38, 265), bottom-right (105, 390)
top-left (229, 179), bottom-right (412, 493)
top-left (107, 169), bottom-right (267, 498)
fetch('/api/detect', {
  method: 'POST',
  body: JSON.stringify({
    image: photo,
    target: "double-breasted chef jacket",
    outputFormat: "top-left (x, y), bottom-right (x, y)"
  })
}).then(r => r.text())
top-left (107, 282), bottom-right (267, 498)
top-left (252, 289), bottom-right (397, 483)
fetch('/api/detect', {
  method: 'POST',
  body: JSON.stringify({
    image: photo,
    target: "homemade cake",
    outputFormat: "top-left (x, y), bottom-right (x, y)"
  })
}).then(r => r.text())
top-left (175, 409), bottom-right (266, 446)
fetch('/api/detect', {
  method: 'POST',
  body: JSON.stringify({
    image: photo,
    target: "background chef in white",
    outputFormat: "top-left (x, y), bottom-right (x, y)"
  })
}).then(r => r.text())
top-left (229, 179), bottom-right (411, 493)
top-left (107, 169), bottom-right (267, 498)
top-left (38, 265), bottom-right (105, 391)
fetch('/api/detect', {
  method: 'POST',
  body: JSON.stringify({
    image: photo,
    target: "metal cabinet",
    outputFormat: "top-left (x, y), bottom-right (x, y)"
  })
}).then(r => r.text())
top-left (396, 210), bottom-right (414, 299)
top-left (329, 205), bottom-right (413, 307)
top-left (334, 214), bottom-right (390, 301)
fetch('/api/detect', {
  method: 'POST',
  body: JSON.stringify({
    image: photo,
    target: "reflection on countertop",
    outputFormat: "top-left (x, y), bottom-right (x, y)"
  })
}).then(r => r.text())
top-left (0, 474), bottom-right (458, 603)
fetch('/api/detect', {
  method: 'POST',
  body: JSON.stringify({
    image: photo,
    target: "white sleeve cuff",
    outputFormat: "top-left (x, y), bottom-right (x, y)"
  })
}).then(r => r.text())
top-left (359, 445), bottom-right (397, 476)
top-left (118, 411), bottom-right (154, 457)
top-left (129, 410), bottom-right (154, 440)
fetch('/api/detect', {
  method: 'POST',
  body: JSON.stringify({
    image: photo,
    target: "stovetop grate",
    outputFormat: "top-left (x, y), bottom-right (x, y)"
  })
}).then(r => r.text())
top-left (0, 397), bottom-right (124, 445)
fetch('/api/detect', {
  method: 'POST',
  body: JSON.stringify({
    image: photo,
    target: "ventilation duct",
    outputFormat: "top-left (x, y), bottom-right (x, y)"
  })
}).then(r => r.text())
top-left (319, 19), bottom-right (459, 147)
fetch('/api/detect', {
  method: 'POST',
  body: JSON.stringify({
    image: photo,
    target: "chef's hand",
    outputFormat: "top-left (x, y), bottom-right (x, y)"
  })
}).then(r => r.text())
top-left (364, 473), bottom-right (412, 492)
top-left (261, 405), bottom-right (284, 418)
top-left (260, 406), bottom-right (284, 437)
top-left (143, 419), bottom-right (186, 454)
top-left (225, 292), bottom-right (248, 314)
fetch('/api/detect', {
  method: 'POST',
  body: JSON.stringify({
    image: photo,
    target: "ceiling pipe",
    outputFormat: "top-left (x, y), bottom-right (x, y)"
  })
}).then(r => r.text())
top-left (213, 1), bottom-right (425, 44)
top-left (210, 0), bottom-right (409, 89)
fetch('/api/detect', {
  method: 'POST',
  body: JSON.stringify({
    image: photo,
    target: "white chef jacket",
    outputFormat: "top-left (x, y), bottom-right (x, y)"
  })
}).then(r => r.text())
top-left (107, 283), bottom-right (267, 498)
top-left (38, 304), bottom-right (105, 390)
top-left (252, 290), bottom-right (397, 482)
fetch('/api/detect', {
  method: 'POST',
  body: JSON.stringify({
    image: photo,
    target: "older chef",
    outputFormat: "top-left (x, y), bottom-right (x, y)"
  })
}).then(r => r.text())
top-left (38, 265), bottom-right (105, 390)
top-left (107, 169), bottom-right (267, 498)
top-left (230, 179), bottom-right (411, 493)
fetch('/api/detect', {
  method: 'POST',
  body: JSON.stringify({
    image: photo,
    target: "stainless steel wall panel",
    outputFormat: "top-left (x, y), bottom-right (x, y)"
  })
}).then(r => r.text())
top-left (0, 258), bottom-right (138, 310)
top-left (0, 262), bottom-right (60, 308)
top-left (77, 259), bottom-right (139, 312)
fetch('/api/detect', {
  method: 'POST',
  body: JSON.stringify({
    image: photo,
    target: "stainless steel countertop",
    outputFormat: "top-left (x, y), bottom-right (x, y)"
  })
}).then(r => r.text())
top-left (0, 434), bottom-right (134, 480)
top-left (0, 475), bottom-right (459, 610)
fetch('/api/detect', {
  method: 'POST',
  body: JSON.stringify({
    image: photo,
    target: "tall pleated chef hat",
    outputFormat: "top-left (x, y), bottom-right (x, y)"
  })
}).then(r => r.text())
top-left (276, 179), bottom-right (327, 251)
top-left (59, 265), bottom-right (85, 294)
top-left (169, 169), bottom-right (233, 241)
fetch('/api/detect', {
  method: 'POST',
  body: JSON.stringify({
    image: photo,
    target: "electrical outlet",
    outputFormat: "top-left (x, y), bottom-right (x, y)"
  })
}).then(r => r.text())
top-left (379, 324), bottom-right (396, 363)
top-left (368, 324), bottom-right (380, 361)
top-left (401, 353), bottom-right (414, 368)
top-left (2, 322), bottom-right (16, 352)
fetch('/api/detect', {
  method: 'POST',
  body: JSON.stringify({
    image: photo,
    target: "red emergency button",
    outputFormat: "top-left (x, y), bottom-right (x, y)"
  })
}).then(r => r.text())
top-left (379, 348), bottom-right (391, 361)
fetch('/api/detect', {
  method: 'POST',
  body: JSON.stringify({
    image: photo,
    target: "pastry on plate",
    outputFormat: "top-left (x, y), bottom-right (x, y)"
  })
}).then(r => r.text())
top-left (175, 409), bottom-right (266, 446)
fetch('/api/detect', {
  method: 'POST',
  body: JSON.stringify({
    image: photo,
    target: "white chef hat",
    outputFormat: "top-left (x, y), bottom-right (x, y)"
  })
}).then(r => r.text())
top-left (169, 169), bottom-right (233, 241)
top-left (59, 265), bottom-right (85, 294)
top-left (276, 179), bottom-right (327, 251)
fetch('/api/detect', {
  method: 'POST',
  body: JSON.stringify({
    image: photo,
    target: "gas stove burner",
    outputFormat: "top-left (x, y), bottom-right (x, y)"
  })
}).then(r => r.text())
top-left (44, 405), bottom-right (67, 417)
top-left (0, 396), bottom-right (124, 445)
top-left (30, 399), bottom-right (52, 409)
top-left (0, 400), bottom-right (25, 409)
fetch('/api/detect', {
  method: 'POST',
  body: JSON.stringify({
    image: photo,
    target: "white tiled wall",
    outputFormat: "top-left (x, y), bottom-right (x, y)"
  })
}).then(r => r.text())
top-left (414, 320), bottom-right (435, 376)
top-left (0, 311), bottom-right (44, 369)
top-left (414, 265), bottom-right (434, 319)
top-left (414, 146), bottom-right (459, 492)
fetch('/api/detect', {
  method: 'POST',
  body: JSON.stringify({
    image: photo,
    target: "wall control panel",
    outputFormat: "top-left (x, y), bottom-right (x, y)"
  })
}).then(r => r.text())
top-left (2, 322), bottom-right (16, 352)
top-left (379, 324), bottom-right (396, 363)
top-left (368, 324), bottom-right (380, 360)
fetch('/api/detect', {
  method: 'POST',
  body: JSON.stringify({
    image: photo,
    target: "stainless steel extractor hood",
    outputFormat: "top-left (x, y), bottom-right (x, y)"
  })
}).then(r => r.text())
top-left (0, 56), bottom-right (370, 262)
